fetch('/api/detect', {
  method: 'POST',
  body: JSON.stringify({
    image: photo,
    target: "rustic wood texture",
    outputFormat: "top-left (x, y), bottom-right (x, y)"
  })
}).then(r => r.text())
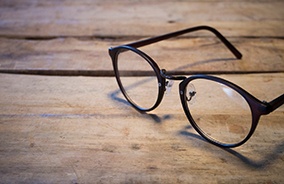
top-left (0, 0), bottom-right (283, 37)
top-left (0, 37), bottom-right (283, 74)
top-left (0, 74), bottom-right (283, 183)
top-left (0, 0), bottom-right (283, 183)
top-left (0, 0), bottom-right (283, 74)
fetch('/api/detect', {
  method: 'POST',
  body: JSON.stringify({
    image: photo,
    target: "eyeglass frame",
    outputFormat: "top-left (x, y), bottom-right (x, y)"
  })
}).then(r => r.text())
top-left (108, 25), bottom-right (284, 148)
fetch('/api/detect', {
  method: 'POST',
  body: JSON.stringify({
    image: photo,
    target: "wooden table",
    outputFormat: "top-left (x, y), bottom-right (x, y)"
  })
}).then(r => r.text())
top-left (0, 1), bottom-right (283, 183)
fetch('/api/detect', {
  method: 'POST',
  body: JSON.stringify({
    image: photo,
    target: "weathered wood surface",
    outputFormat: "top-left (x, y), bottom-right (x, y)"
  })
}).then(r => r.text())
top-left (0, 0), bottom-right (283, 37)
top-left (0, 0), bottom-right (283, 183)
top-left (0, 74), bottom-right (283, 183)
top-left (0, 0), bottom-right (283, 74)
top-left (0, 37), bottom-right (283, 74)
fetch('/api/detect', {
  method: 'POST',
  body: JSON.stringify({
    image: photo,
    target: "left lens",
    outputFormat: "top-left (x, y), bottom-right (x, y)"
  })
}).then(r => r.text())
top-left (116, 49), bottom-right (160, 111)
top-left (182, 78), bottom-right (253, 146)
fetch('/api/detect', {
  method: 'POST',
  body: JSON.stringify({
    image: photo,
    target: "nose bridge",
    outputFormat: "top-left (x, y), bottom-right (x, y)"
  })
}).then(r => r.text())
top-left (160, 69), bottom-right (187, 81)
top-left (160, 69), bottom-right (187, 94)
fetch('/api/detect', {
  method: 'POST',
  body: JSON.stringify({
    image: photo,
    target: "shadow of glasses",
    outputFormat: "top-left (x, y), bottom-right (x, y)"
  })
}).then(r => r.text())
top-left (178, 126), bottom-right (284, 169)
top-left (223, 143), bottom-right (284, 169)
top-left (108, 76), bottom-right (157, 107)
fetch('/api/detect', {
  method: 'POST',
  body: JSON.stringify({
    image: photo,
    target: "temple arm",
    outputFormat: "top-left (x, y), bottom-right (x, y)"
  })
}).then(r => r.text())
top-left (125, 25), bottom-right (242, 59)
top-left (267, 94), bottom-right (284, 113)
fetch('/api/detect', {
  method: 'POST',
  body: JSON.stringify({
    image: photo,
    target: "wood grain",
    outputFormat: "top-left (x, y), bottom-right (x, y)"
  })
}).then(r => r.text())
top-left (0, 0), bottom-right (283, 183)
top-left (0, 37), bottom-right (283, 74)
top-left (0, 73), bottom-right (283, 183)
top-left (0, 1), bottom-right (283, 37)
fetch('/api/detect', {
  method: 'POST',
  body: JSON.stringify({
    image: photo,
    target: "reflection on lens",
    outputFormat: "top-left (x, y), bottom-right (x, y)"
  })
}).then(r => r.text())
top-left (185, 79), bottom-right (252, 145)
top-left (117, 49), bottom-right (159, 110)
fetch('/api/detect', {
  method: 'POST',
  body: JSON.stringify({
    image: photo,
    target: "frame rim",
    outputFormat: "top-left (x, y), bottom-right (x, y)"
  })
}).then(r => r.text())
top-left (179, 75), bottom-right (266, 147)
top-left (109, 45), bottom-right (166, 112)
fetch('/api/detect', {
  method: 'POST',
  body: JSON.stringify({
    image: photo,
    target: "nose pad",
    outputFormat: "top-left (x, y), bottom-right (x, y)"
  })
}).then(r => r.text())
top-left (165, 80), bottom-right (174, 94)
top-left (186, 83), bottom-right (196, 104)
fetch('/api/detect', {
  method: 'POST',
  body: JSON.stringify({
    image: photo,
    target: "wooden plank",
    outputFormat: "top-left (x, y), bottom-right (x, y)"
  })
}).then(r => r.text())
top-left (0, 1), bottom-right (283, 37)
top-left (0, 0), bottom-right (283, 183)
top-left (0, 74), bottom-right (283, 183)
top-left (0, 37), bottom-right (283, 74)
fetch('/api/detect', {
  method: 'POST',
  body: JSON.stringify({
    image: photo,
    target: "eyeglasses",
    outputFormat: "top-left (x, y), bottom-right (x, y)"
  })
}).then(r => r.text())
top-left (108, 25), bottom-right (284, 148)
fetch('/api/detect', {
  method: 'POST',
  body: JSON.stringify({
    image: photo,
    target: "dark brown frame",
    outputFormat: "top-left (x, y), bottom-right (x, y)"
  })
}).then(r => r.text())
top-left (108, 25), bottom-right (284, 148)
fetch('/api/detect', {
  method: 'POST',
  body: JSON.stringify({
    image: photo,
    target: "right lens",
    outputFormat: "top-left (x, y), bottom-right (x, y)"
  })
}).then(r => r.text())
top-left (184, 78), bottom-right (253, 146)
top-left (116, 49), bottom-right (160, 110)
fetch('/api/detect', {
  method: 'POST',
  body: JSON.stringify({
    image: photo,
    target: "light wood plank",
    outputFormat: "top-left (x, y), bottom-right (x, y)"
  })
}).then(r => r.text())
top-left (0, 1), bottom-right (283, 183)
top-left (0, 1), bottom-right (283, 37)
top-left (0, 37), bottom-right (283, 74)
top-left (0, 74), bottom-right (283, 183)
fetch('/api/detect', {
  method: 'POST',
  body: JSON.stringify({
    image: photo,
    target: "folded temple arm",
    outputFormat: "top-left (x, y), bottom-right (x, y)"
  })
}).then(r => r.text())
top-left (125, 25), bottom-right (242, 59)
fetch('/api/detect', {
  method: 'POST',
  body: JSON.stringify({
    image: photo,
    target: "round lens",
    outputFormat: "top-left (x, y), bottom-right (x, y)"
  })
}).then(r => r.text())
top-left (116, 49), bottom-right (160, 110)
top-left (184, 78), bottom-right (252, 146)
